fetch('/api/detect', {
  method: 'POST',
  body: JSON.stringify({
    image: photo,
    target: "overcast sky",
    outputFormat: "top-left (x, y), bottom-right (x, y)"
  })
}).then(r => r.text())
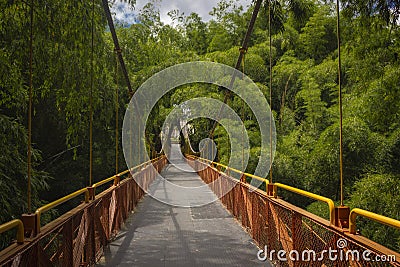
top-left (112, 0), bottom-right (252, 25)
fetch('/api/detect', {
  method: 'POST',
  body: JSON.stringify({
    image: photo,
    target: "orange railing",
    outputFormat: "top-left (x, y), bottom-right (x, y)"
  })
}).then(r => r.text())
top-left (187, 155), bottom-right (400, 266)
top-left (0, 156), bottom-right (167, 266)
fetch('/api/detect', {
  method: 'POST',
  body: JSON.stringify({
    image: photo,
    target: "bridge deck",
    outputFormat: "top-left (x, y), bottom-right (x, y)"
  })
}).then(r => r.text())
top-left (97, 145), bottom-right (272, 267)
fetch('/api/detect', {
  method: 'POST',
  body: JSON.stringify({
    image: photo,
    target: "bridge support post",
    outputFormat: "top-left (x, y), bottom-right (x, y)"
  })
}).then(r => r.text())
top-left (21, 213), bottom-right (37, 238)
top-left (114, 175), bottom-right (121, 186)
top-left (87, 186), bottom-right (95, 201)
top-left (267, 184), bottom-right (277, 198)
top-left (334, 205), bottom-right (350, 229)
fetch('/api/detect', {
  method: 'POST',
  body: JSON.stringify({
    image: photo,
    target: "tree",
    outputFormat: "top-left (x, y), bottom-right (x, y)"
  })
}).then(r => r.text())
top-left (184, 13), bottom-right (208, 54)
top-left (354, 65), bottom-right (400, 133)
top-left (305, 118), bottom-right (380, 200)
top-left (298, 5), bottom-right (336, 63)
top-left (341, 0), bottom-right (400, 27)
top-left (349, 174), bottom-right (400, 251)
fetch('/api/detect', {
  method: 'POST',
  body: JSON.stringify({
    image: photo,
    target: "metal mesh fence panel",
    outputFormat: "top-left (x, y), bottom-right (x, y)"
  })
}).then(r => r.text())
top-left (0, 157), bottom-right (167, 267)
top-left (186, 158), bottom-right (400, 267)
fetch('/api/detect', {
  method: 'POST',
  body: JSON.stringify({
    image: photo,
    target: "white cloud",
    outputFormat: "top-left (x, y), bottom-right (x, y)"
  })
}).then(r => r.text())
top-left (157, 0), bottom-right (222, 24)
top-left (111, 2), bottom-right (138, 24)
top-left (111, 0), bottom-right (251, 25)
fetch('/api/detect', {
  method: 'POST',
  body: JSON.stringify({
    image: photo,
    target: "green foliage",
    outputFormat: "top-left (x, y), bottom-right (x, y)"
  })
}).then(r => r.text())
top-left (306, 118), bottom-right (379, 200)
top-left (306, 201), bottom-right (331, 221)
top-left (356, 65), bottom-right (400, 133)
top-left (1, 0), bottom-right (400, 252)
top-left (298, 5), bottom-right (336, 63)
top-left (342, 0), bottom-right (400, 26)
top-left (349, 174), bottom-right (400, 251)
top-left (184, 13), bottom-right (208, 54)
top-left (0, 115), bottom-right (49, 249)
top-left (0, 0), bottom-right (118, 248)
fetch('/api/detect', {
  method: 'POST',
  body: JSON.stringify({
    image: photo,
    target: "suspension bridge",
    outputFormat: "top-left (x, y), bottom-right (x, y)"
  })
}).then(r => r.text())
top-left (1, 142), bottom-right (399, 266)
top-left (1, 0), bottom-right (400, 266)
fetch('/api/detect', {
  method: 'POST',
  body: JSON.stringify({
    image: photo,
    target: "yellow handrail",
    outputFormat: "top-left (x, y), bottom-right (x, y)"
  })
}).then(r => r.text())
top-left (92, 175), bottom-right (117, 188)
top-left (206, 160), bottom-right (234, 173)
top-left (191, 156), bottom-right (269, 185)
top-left (189, 155), bottom-right (400, 232)
top-left (0, 219), bottom-right (24, 244)
top-left (189, 156), bottom-right (335, 224)
top-left (92, 166), bottom-right (137, 191)
top-left (35, 188), bottom-right (89, 234)
top-left (244, 172), bottom-right (269, 184)
top-left (349, 208), bottom-right (400, 234)
top-left (92, 156), bottom-right (163, 189)
top-left (274, 183), bottom-right (335, 225)
top-left (35, 156), bottom-right (165, 234)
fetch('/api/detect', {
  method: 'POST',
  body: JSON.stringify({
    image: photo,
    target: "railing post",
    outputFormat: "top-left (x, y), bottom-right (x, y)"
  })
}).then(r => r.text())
top-left (267, 183), bottom-right (277, 197)
top-left (334, 205), bottom-right (350, 228)
top-left (114, 174), bottom-right (121, 186)
top-left (217, 165), bottom-right (221, 172)
top-left (21, 213), bottom-right (37, 238)
top-left (87, 186), bottom-right (95, 201)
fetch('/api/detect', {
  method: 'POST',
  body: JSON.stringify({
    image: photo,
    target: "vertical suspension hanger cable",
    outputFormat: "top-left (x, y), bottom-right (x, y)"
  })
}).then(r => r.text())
top-left (27, 0), bottom-right (34, 213)
top-left (115, 50), bottom-right (119, 174)
top-left (241, 48), bottom-right (246, 172)
top-left (211, 135), bottom-right (214, 161)
top-left (336, 0), bottom-right (344, 206)
top-left (129, 91), bottom-right (133, 170)
top-left (89, 0), bottom-right (95, 186)
top-left (268, 0), bottom-right (273, 184)
top-left (227, 101), bottom-right (230, 165)
top-left (138, 120), bottom-right (141, 164)
top-left (217, 137), bottom-right (220, 162)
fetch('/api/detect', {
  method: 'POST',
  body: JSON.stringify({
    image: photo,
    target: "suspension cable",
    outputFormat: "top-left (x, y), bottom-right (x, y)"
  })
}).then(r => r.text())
top-left (209, 0), bottom-right (263, 139)
top-left (27, 0), bottom-right (34, 213)
top-left (129, 100), bottom-right (133, 170)
top-left (115, 50), bottom-right (120, 174)
top-left (89, 0), bottom-right (95, 186)
top-left (269, 0), bottom-right (273, 184)
top-left (101, 0), bottom-right (148, 164)
top-left (101, 0), bottom-right (132, 93)
top-left (336, 0), bottom-right (344, 206)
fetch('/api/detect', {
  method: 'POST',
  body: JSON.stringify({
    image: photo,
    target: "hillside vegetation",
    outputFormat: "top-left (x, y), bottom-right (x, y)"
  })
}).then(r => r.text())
top-left (0, 0), bottom-right (399, 250)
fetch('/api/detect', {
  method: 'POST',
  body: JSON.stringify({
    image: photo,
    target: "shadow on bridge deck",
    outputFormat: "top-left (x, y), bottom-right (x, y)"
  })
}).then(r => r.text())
top-left (96, 145), bottom-right (272, 267)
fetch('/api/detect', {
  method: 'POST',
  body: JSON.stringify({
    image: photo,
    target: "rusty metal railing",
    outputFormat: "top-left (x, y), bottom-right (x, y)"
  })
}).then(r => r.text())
top-left (0, 156), bottom-right (167, 266)
top-left (193, 156), bottom-right (336, 224)
top-left (34, 188), bottom-right (90, 234)
top-left (273, 183), bottom-right (336, 225)
top-left (187, 155), bottom-right (400, 266)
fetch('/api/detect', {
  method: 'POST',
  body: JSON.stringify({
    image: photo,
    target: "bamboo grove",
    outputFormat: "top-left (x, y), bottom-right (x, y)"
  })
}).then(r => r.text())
top-left (0, 0), bottom-right (399, 251)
